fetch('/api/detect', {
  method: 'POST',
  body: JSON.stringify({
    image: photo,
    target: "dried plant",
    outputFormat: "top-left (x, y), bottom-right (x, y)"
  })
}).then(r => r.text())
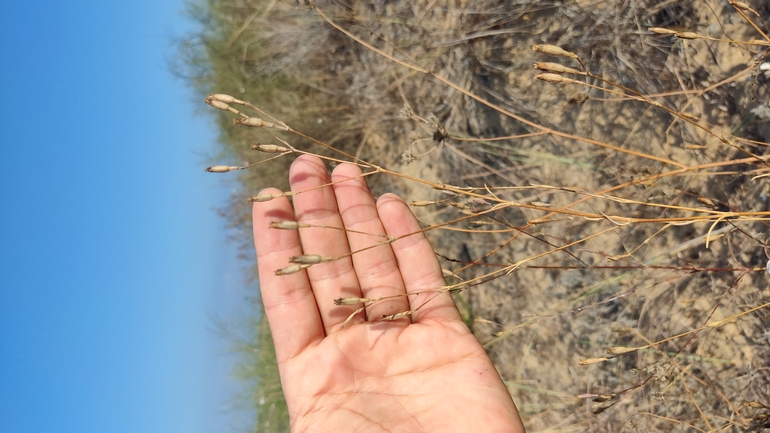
top-left (187, 0), bottom-right (770, 431)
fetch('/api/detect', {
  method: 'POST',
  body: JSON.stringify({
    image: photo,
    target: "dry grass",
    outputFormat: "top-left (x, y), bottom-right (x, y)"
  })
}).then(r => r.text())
top-left (186, 0), bottom-right (770, 431)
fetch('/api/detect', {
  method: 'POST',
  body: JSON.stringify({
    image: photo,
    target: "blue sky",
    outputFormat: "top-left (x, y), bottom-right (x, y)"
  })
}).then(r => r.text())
top-left (0, 1), bottom-right (254, 432)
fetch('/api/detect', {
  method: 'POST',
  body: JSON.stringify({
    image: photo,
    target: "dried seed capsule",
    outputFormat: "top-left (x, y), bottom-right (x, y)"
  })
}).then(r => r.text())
top-left (205, 99), bottom-right (240, 115)
top-left (205, 165), bottom-right (240, 173)
top-left (730, 1), bottom-right (751, 11)
top-left (531, 44), bottom-right (578, 60)
top-left (381, 310), bottom-right (411, 321)
top-left (593, 395), bottom-right (615, 403)
top-left (442, 268), bottom-right (460, 279)
top-left (533, 62), bottom-right (581, 75)
top-left (234, 117), bottom-right (268, 127)
top-left (251, 143), bottom-right (290, 153)
top-left (648, 27), bottom-right (678, 35)
top-left (334, 297), bottom-right (371, 306)
top-left (535, 73), bottom-right (569, 83)
top-left (233, 117), bottom-right (289, 130)
top-left (248, 193), bottom-right (279, 203)
top-left (206, 99), bottom-right (230, 110)
top-left (269, 221), bottom-right (304, 230)
top-left (744, 401), bottom-right (767, 409)
top-left (289, 254), bottom-right (333, 265)
top-left (675, 32), bottom-right (698, 40)
top-left (410, 200), bottom-right (436, 206)
top-left (605, 346), bottom-right (636, 355)
top-left (578, 357), bottom-right (609, 365)
top-left (707, 318), bottom-right (729, 327)
top-left (206, 94), bottom-right (245, 105)
top-left (275, 264), bottom-right (311, 276)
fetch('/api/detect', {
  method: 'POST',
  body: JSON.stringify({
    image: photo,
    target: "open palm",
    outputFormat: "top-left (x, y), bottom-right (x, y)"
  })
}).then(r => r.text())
top-left (253, 155), bottom-right (525, 433)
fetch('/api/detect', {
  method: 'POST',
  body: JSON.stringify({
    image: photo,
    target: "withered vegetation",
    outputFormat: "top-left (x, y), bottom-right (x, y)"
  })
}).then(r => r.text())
top-left (178, 1), bottom-right (770, 431)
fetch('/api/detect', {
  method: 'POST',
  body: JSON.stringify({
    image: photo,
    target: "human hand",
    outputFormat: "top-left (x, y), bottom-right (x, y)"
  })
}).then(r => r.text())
top-left (252, 155), bottom-right (526, 433)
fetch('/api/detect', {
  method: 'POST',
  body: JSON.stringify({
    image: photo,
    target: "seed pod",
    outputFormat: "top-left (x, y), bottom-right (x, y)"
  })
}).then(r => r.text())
top-left (745, 401), bottom-right (767, 409)
top-left (289, 254), bottom-right (333, 265)
top-left (234, 117), bottom-right (268, 127)
top-left (442, 268), bottom-right (461, 279)
top-left (675, 32), bottom-right (698, 39)
top-left (205, 165), bottom-right (240, 173)
top-left (536, 73), bottom-right (568, 83)
top-left (275, 264), bottom-right (311, 276)
top-left (269, 221), bottom-right (306, 230)
top-left (707, 318), bottom-right (729, 327)
top-left (248, 193), bottom-right (280, 203)
top-left (578, 357), bottom-right (609, 365)
top-left (251, 143), bottom-right (289, 153)
top-left (206, 94), bottom-right (245, 105)
top-left (233, 117), bottom-right (289, 130)
top-left (730, 1), bottom-right (751, 11)
top-left (533, 62), bottom-right (582, 75)
top-left (648, 27), bottom-right (678, 35)
top-left (410, 200), bottom-right (436, 206)
top-left (593, 395), bottom-right (615, 403)
top-left (381, 310), bottom-right (411, 321)
top-left (334, 297), bottom-right (371, 306)
top-left (605, 346), bottom-right (636, 355)
top-left (205, 99), bottom-right (241, 115)
top-left (531, 44), bottom-right (579, 60)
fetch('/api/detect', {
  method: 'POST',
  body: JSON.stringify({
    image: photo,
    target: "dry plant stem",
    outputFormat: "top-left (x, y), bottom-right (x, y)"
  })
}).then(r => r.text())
top-left (270, 220), bottom-right (394, 241)
top-left (528, 153), bottom-right (770, 227)
top-left (207, 152), bottom-right (292, 174)
top-left (428, 225), bottom-right (626, 312)
top-left (626, 327), bottom-right (748, 428)
top-left (650, 26), bottom-right (769, 46)
top-left (449, 131), bottom-right (549, 142)
top-left (272, 132), bottom-right (770, 308)
top-left (608, 224), bottom-right (672, 261)
top-left (665, 65), bottom-right (754, 135)
top-left (264, 110), bottom-right (770, 230)
top-left (271, 167), bottom-right (382, 202)
top-left (484, 226), bottom-right (743, 349)
top-left (207, 21), bottom-right (770, 233)
top-left (578, 299), bottom-right (770, 363)
top-left (424, 191), bottom-right (762, 279)
top-left (576, 69), bottom-right (770, 169)
top-left (461, 263), bottom-right (762, 273)
top-left (638, 412), bottom-right (709, 433)
top-left (534, 58), bottom-right (767, 169)
top-left (310, 5), bottom-right (687, 169)
top-left (730, 2), bottom-right (770, 44)
top-left (504, 225), bottom-right (622, 274)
